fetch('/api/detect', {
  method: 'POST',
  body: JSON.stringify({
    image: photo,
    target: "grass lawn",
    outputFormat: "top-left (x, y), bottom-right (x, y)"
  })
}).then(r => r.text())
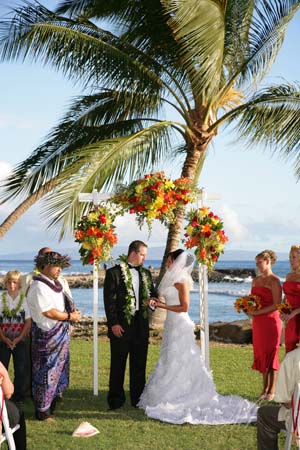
top-left (20, 340), bottom-right (289, 450)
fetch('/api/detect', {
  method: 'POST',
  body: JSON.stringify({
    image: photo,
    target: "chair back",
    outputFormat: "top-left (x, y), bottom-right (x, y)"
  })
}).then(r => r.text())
top-left (284, 382), bottom-right (300, 450)
top-left (0, 388), bottom-right (16, 450)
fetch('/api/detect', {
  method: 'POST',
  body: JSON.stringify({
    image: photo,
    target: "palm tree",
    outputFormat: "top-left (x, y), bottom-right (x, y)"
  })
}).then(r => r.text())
top-left (1, 0), bottom-right (300, 271)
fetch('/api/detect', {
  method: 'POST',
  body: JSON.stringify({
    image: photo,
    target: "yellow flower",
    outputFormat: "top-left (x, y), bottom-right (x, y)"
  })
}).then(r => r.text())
top-left (82, 241), bottom-right (92, 250)
top-left (88, 212), bottom-right (98, 221)
top-left (210, 217), bottom-right (220, 226)
top-left (186, 225), bottom-right (194, 235)
top-left (135, 184), bottom-right (144, 194)
top-left (165, 180), bottom-right (175, 189)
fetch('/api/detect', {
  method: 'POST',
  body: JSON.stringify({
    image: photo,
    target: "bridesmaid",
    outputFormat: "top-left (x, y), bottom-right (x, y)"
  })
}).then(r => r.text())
top-left (281, 245), bottom-right (300, 353)
top-left (247, 250), bottom-right (282, 401)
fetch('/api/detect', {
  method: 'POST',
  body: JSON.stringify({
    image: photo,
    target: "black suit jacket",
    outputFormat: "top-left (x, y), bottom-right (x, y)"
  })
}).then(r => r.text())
top-left (103, 264), bottom-right (156, 339)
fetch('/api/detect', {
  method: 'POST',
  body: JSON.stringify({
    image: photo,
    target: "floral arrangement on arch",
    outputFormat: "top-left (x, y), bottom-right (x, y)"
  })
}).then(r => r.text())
top-left (183, 206), bottom-right (228, 270)
top-left (234, 294), bottom-right (262, 314)
top-left (112, 172), bottom-right (197, 231)
top-left (74, 205), bottom-right (118, 266)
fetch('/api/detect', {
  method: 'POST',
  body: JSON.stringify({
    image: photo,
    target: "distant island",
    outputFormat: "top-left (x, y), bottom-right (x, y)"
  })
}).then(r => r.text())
top-left (0, 247), bottom-right (289, 261)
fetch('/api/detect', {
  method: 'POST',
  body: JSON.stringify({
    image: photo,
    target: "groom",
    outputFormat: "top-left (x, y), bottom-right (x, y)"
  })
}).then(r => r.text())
top-left (103, 240), bottom-right (156, 409)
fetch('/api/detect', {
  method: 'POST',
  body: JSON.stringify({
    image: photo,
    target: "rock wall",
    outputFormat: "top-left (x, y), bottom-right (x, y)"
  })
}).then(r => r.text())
top-left (72, 317), bottom-right (253, 344)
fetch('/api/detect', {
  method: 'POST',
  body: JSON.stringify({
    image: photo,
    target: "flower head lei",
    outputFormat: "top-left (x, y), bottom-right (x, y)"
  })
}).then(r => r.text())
top-left (119, 254), bottom-right (152, 324)
top-left (1, 292), bottom-right (25, 318)
top-left (34, 252), bottom-right (71, 269)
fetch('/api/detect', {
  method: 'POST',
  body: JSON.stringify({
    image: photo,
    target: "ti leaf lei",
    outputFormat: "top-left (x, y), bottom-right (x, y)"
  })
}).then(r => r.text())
top-left (1, 292), bottom-right (25, 318)
top-left (119, 254), bottom-right (152, 324)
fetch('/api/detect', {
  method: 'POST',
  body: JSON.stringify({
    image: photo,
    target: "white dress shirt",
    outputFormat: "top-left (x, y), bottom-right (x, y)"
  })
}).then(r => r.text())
top-left (130, 268), bottom-right (140, 312)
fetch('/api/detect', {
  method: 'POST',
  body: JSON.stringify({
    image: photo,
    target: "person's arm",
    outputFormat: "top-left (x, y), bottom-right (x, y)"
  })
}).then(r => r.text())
top-left (103, 269), bottom-right (124, 337)
top-left (0, 361), bottom-right (14, 399)
top-left (0, 327), bottom-right (13, 348)
top-left (154, 282), bottom-right (189, 313)
top-left (43, 309), bottom-right (80, 322)
top-left (11, 318), bottom-right (32, 348)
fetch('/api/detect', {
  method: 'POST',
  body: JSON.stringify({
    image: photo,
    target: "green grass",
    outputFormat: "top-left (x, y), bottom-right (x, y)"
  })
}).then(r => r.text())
top-left (19, 341), bottom-right (290, 450)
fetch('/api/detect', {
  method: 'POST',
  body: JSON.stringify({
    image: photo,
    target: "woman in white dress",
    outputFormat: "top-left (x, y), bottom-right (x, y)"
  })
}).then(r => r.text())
top-left (138, 249), bottom-right (257, 425)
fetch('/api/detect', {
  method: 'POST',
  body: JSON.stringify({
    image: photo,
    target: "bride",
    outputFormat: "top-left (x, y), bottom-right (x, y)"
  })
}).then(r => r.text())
top-left (138, 249), bottom-right (257, 425)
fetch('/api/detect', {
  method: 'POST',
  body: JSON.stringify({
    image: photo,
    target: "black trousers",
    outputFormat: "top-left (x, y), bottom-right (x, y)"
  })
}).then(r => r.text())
top-left (5, 399), bottom-right (27, 450)
top-left (107, 314), bottom-right (148, 409)
top-left (257, 405), bottom-right (286, 450)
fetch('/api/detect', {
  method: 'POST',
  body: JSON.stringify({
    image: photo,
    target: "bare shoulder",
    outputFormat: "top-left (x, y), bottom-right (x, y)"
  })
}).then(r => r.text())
top-left (270, 274), bottom-right (281, 288)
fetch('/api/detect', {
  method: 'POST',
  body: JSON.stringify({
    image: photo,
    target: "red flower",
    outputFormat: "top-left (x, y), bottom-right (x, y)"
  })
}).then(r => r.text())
top-left (98, 214), bottom-right (107, 224)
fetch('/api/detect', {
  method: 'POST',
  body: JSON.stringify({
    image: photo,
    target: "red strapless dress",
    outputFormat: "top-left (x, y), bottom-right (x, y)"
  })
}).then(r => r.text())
top-left (282, 281), bottom-right (300, 353)
top-left (251, 286), bottom-right (281, 373)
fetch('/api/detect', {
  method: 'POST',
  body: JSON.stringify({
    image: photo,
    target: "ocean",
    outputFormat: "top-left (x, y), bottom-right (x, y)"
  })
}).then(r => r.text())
top-left (0, 259), bottom-right (290, 324)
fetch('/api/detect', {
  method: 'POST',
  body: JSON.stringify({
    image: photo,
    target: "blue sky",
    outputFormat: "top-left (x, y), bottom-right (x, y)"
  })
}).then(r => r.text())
top-left (0, 1), bottom-right (300, 258)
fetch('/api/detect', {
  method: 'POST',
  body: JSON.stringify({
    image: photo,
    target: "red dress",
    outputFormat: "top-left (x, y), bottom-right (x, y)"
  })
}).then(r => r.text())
top-left (282, 281), bottom-right (300, 353)
top-left (251, 286), bottom-right (281, 373)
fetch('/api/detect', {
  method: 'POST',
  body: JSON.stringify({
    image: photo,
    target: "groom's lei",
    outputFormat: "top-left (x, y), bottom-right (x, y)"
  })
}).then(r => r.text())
top-left (119, 254), bottom-right (152, 324)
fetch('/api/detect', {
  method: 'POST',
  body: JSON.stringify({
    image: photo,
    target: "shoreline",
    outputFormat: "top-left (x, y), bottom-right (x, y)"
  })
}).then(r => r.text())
top-left (71, 316), bottom-right (253, 345)
top-left (0, 268), bottom-right (255, 289)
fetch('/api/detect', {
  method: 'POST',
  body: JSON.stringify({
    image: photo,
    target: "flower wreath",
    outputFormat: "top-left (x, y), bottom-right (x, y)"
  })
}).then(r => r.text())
top-left (184, 206), bottom-right (228, 270)
top-left (74, 205), bottom-right (118, 266)
top-left (119, 255), bottom-right (152, 324)
top-left (112, 172), bottom-right (197, 232)
top-left (1, 292), bottom-right (25, 318)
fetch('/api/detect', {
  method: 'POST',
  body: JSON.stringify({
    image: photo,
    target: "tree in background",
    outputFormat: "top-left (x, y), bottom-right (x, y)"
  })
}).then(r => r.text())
top-left (1, 0), bottom-right (300, 276)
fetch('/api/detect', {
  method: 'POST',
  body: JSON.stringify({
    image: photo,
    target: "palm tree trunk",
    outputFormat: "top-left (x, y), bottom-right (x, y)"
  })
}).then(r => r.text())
top-left (150, 144), bottom-right (208, 329)
top-left (0, 180), bottom-right (56, 239)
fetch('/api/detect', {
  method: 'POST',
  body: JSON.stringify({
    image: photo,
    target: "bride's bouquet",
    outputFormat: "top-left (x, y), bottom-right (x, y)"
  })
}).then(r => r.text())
top-left (234, 294), bottom-right (262, 314)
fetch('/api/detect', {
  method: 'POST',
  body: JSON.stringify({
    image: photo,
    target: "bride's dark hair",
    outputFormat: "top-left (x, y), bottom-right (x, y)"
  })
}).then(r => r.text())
top-left (168, 249), bottom-right (184, 261)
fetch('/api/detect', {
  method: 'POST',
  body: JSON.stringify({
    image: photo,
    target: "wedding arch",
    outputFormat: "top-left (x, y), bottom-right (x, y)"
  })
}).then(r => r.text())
top-left (75, 172), bottom-right (228, 394)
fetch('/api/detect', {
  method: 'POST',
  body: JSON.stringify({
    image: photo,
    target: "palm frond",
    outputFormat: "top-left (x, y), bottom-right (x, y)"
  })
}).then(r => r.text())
top-left (161, 0), bottom-right (225, 101)
top-left (225, 83), bottom-right (300, 177)
top-left (0, 1), bottom-right (166, 93)
top-left (38, 122), bottom-right (178, 237)
top-left (235, 0), bottom-right (300, 87)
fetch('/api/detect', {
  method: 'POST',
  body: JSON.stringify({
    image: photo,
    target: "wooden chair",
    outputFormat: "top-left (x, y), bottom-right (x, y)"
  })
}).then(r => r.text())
top-left (0, 387), bottom-right (20, 450)
top-left (284, 383), bottom-right (300, 450)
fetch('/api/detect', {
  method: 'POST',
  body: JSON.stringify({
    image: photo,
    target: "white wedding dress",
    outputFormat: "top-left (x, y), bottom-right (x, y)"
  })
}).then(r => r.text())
top-left (138, 282), bottom-right (258, 425)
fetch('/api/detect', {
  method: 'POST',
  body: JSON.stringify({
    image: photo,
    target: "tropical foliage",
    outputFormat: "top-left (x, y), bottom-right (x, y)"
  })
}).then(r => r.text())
top-left (1, 0), bottom-right (300, 271)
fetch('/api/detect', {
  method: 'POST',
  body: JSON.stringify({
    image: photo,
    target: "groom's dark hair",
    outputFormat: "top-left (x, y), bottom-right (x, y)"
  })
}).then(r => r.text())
top-left (128, 240), bottom-right (148, 256)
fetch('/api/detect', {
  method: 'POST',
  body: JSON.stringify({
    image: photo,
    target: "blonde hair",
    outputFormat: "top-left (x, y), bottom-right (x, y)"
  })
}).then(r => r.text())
top-left (3, 270), bottom-right (21, 286)
top-left (290, 245), bottom-right (300, 257)
top-left (255, 249), bottom-right (277, 265)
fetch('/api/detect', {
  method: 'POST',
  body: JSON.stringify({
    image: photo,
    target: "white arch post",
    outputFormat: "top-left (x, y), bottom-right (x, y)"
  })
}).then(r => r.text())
top-left (78, 189), bottom-right (111, 395)
top-left (197, 189), bottom-right (220, 370)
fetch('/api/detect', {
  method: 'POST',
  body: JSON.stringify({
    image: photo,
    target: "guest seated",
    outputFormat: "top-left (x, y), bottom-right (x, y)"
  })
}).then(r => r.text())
top-left (0, 361), bottom-right (26, 450)
top-left (257, 347), bottom-right (300, 450)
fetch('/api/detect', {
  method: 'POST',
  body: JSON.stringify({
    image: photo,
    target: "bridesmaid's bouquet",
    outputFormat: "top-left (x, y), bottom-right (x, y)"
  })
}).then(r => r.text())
top-left (277, 301), bottom-right (292, 315)
top-left (234, 294), bottom-right (262, 314)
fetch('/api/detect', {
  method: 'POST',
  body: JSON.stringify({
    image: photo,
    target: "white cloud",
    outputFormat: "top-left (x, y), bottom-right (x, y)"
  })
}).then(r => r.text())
top-left (219, 205), bottom-right (249, 242)
top-left (0, 161), bottom-right (12, 180)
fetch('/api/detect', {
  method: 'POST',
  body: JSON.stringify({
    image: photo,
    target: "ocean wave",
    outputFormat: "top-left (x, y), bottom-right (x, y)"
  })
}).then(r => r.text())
top-left (207, 288), bottom-right (249, 297)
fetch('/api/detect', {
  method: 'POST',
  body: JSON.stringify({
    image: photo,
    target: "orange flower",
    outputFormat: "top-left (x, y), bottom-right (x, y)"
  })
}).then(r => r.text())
top-left (86, 226), bottom-right (100, 236)
top-left (75, 230), bottom-right (85, 240)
